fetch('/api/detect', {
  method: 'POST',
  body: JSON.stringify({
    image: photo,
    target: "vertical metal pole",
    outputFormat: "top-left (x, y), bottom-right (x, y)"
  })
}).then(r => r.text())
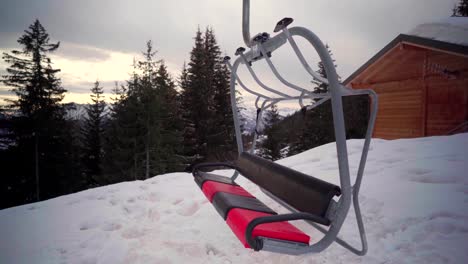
top-left (229, 61), bottom-right (244, 155)
top-left (242, 0), bottom-right (252, 48)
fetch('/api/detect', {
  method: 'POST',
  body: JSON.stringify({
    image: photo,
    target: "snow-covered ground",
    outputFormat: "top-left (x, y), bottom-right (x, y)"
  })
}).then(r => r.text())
top-left (1, 134), bottom-right (468, 264)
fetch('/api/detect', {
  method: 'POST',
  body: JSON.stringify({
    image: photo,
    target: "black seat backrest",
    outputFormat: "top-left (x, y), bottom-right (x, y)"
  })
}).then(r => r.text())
top-left (234, 152), bottom-right (341, 218)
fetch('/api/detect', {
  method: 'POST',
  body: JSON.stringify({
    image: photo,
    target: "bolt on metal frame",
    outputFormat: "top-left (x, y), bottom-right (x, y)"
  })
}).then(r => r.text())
top-left (223, 0), bottom-right (378, 255)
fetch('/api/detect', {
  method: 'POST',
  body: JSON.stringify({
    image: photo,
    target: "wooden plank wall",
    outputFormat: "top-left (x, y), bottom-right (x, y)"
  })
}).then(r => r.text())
top-left (350, 46), bottom-right (468, 139)
top-left (426, 78), bottom-right (468, 135)
top-left (353, 80), bottom-right (423, 139)
top-left (425, 50), bottom-right (468, 136)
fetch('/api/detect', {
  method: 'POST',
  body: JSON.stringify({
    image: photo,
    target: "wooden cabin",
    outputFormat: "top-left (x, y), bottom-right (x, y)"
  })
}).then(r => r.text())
top-left (344, 18), bottom-right (468, 139)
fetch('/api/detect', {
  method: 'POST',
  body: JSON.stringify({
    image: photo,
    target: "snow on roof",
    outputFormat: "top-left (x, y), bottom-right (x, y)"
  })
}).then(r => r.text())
top-left (408, 17), bottom-right (468, 46)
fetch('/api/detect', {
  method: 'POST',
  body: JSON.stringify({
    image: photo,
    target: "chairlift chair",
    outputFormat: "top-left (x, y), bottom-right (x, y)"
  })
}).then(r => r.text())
top-left (192, 0), bottom-right (378, 256)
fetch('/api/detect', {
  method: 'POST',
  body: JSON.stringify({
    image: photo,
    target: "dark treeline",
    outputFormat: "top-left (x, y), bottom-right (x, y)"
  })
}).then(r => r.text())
top-left (0, 20), bottom-right (235, 209)
top-left (452, 0), bottom-right (468, 16)
top-left (257, 45), bottom-right (369, 160)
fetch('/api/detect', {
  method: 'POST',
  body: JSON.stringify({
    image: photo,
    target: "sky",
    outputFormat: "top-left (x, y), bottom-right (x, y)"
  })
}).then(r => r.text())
top-left (0, 0), bottom-right (458, 106)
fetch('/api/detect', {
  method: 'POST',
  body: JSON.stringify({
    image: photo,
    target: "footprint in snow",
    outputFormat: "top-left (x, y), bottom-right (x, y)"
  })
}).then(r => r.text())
top-left (121, 227), bottom-right (146, 239)
top-left (407, 168), bottom-right (431, 175)
top-left (146, 192), bottom-right (160, 202)
top-left (121, 204), bottom-right (147, 218)
top-left (176, 201), bottom-right (200, 216)
top-left (406, 173), bottom-right (457, 184)
top-left (205, 243), bottom-right (223, 256)
top-left (67, 199), bottom-right (80, 206)
top-left (381, 157), bottom-right (402, 164)
top-left (109, 199), bottom-right (119, 206)
top-left (172, 199), bottom-right (183, 205)
top-left (57, 248), bottom-right (67, 255)
top-left (79, 220), bottom-right (100, 231)
top-left (147, 209), bottom-right (160, 222)
top-left (101, 221), bottom-right (122, 231)
top-left (86, 194), bottom-right (99, 200)
top-left (80, 256), bottom-right (97, 264)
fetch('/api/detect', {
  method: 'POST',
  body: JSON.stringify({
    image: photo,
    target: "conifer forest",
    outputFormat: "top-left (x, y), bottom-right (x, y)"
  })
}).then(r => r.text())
top-left (0, 20), bottom-right (367, 209)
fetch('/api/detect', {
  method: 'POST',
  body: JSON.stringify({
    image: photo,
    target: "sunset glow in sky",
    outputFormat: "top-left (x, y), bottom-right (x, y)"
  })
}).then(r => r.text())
top-left (0, 0), bottom-right (458, 105)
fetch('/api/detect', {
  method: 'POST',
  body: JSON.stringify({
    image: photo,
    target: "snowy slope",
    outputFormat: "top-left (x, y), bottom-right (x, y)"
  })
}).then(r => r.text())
top-left (1, 134), bottom-right (468, 264)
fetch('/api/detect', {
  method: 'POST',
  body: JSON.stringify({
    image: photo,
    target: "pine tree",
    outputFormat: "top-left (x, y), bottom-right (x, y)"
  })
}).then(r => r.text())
top-left (1, 19), bottom-right (72, 202)
top-left (178, 62), bottom-right (197, 165)
top-left (181, 28), bottom-right (210, 162)
top-left (102, 64), bottom-right (141, 183)
top-left (180, 27), bottom-right (236, 164)
top-left (137, 40), bottom-right (160, 179)
top-left (311, 44), bottom-right (339, 95)
top-left (155, 62), bottom-right (185, 172)
top-left (453, 0), bottom-right (468, 16)
top-left (207, 29), bottom-right (235, 160)
top-left (103, 41), bottom-right (184, 181)
top-left (259, 104), bottom-right (283, 160)
top-left (81, 81), bottom-right (105, 187)
top-left (289, 44), bottom-right (338, 155)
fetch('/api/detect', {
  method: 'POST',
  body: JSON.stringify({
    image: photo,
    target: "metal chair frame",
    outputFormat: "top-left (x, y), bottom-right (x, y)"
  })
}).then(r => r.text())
top-left (212, 0), bottom-right (379, 255)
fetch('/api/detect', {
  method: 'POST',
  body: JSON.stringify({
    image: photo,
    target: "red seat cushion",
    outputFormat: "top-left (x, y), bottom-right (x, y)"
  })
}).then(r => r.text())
top-left (226, 208), bottom-right (310, 248)
top-left (202, 181), bottom-right (254, 202)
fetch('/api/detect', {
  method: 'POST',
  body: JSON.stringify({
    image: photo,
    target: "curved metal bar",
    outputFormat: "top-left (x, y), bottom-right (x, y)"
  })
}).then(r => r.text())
top-left (227, 24), bottom-right (375, 255)
top-left (257, 44), bottom-right (316, 96)
top-left (226, 60), bottom-right (272, 100)
top-left (254, 96), bottom-right (262, 109)
top-left (301, 89), bottom-right (376, 256)
top-left (282, 27), bottom-right (329, 84)
top-left (246, 213), bottom-right (330, 251)
top-left (250, 99), bottom-right (271, 153)
top-left (350, 89), bottom-right (378, 255)
top-left (256, 26), bottom-right (351, 255)
top-left (229, 58), bottom-right (246, 155)
top-left (242, 0), bottom-right (252, 48)
top-left (298, 91), bottom-right (306, 108)
top-left (192, 162), bottom-right (238, 174)
top-left (304, 96), bottom-right (330, 111)
top-left (239, 54), bottom-right (293, 98)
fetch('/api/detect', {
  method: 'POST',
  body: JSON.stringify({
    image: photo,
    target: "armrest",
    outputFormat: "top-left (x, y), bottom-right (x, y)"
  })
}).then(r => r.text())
top-left (246, 212), bottom-right (330, 251)
top-left (192, 162), bottom-right (239, 175)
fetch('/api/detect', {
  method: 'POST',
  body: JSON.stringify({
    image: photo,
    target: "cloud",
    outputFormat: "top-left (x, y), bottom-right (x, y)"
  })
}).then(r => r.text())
top-left (0, 0), bottom-right (459, 106)
top-left (54, 42), bottom-right (111, 62)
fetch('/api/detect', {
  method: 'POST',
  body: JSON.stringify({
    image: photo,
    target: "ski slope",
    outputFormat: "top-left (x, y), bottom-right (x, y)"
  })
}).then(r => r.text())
top-left (1, 134), bottom-right (468, 264)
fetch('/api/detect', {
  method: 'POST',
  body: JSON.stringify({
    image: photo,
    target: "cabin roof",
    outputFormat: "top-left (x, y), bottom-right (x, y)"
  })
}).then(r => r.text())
top-left (344, 17), bottom-right (468, 85)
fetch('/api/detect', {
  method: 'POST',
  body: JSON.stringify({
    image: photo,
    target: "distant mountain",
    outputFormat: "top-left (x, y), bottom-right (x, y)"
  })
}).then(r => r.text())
top-left (63, 103), bottom-right (88, 120)
top-left (239, 106), bottom-right (299, 134)
top-left (63, 102), bottom-right (111, 120)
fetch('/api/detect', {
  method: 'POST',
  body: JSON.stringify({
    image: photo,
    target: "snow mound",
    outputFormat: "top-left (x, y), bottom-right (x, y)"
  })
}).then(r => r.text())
top-left (408, 17), bottom-right (468, 46)
top-left (1, 133), bottom-right (468, 263)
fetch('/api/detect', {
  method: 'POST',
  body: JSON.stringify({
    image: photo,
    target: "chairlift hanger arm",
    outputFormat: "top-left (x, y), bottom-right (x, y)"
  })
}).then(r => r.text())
top-left (242, 0), bottom-right (252, 47)
top-left (237, 52), bottom-right (293, 98)
top-left (281, 27), bottom-right (330, 84)
top-left (225, 58), bottom-right (273, 100)
top-left (256, 43), bottom-right (316, 96)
